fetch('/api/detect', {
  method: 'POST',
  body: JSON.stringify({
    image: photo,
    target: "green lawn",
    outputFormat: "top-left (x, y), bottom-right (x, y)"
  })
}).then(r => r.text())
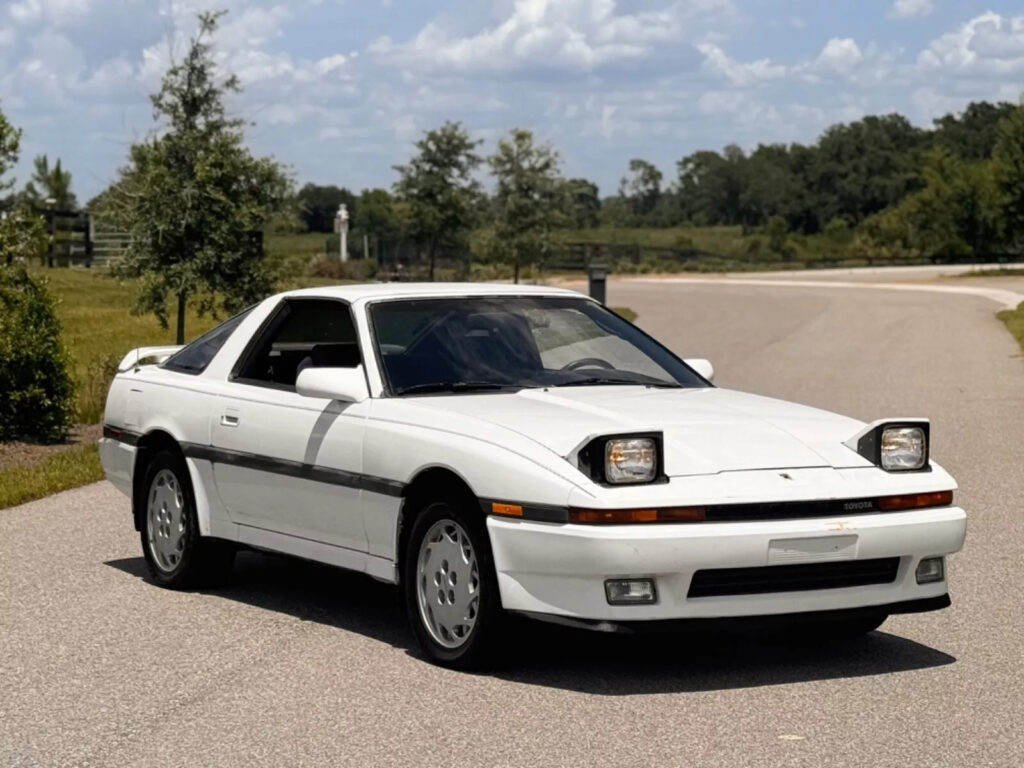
top-left (963, 267), bottom-right (1024, 278)
top-left (997, 302), bottom-right (1024, 354)
top-left (0, 444), bottom-right (104, 509)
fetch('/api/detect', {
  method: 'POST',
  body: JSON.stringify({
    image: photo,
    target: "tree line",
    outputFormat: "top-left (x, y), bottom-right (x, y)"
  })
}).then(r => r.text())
top-left (288, 99), bottom-right (1024, 268)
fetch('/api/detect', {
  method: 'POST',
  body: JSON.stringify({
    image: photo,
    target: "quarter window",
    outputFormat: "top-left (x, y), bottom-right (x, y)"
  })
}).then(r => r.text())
top-left (162, 308), bottom-right (253, 375)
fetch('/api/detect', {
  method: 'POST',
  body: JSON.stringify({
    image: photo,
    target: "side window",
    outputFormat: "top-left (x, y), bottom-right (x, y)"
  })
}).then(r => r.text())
top-left (162, 308), bottom-right (253, 375)
top-left (234, 299), bottom-right (360, 388)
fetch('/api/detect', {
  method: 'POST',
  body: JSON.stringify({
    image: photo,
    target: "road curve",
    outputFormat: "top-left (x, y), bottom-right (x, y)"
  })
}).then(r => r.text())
top-left (2, 276), bottom-right (1023, 768)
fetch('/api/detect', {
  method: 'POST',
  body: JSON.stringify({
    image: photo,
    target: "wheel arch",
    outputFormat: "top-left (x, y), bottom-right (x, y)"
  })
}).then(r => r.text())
top-left (131, 429), bottom-right (187, 532)
top-left (396, 466), bottom-right (480, 580)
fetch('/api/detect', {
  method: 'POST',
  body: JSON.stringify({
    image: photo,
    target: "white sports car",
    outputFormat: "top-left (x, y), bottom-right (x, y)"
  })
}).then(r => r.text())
top-left (99, 283), bottom-right (967, 668)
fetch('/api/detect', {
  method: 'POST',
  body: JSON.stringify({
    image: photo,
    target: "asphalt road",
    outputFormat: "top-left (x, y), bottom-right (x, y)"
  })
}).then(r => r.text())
top-left (3, 274), bottom-right (1023, 767)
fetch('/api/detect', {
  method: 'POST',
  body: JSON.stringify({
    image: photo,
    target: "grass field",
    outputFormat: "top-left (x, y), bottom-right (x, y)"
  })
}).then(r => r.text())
top-left (998, 302), bottom-right (1024, 354)
top-left (964, 267), bottom-right (1024, 278)
top-left (553, 225), bottom-right (851, 263)
top-left (0, 444), bottom-right (103, 509)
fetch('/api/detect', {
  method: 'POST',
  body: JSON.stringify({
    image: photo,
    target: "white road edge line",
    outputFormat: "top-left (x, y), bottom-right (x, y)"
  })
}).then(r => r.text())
top-left (627, 277), bottom-right (1024, 310)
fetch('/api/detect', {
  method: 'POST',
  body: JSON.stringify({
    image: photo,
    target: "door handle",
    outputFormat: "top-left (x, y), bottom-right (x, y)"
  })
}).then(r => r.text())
top-left (220, 413), bottom-right (240, 427)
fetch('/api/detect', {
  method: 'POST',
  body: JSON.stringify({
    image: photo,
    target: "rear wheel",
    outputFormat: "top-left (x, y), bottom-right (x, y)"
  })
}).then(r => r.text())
top-left (140, 450), bottom-right (234, 589)
top-left (402, 498), bottom-right (503, 669)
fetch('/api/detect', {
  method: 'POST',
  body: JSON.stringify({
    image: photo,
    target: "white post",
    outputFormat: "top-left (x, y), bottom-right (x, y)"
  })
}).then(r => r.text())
top-left (335, 204), bottom-right (350, 262)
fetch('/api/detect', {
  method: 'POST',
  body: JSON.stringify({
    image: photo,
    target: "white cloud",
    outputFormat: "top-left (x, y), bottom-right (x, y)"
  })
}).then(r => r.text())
top-left (917, 12), bottom-right (1024, 77)
top-left (815, 38), bottom-right (863, 75)
top-left (371, 0), bottom-right (733, 74)
top-left (888, 0), bottom-right (933, 20)
top-left (8, 0), bottom-right (93, 26)
top-left (698, 43), bottom-right (785, 86)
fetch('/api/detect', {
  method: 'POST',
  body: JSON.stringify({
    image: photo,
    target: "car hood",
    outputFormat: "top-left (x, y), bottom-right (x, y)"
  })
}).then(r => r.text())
top-left (402, 386), bottom-right (873, 477)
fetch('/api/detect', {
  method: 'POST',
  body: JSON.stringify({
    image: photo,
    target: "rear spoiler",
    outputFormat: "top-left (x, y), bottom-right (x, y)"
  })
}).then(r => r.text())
top-left (117, 346), bottom-right (184, 372)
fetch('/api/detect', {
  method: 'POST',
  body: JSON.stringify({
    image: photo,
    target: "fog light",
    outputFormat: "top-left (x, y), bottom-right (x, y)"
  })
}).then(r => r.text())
top-left (916, 557), bottom-right (945, 584)
top-left (605, 578), bottom-right (657, 605)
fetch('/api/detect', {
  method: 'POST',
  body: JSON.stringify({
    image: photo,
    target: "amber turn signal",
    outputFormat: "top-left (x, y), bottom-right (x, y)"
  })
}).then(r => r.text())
top-left (877, 490), bottom-right (953, 511)
top-left (569, 506), bottom-right (706, 524)
top-left (490, 502), bottom-right (523, 517)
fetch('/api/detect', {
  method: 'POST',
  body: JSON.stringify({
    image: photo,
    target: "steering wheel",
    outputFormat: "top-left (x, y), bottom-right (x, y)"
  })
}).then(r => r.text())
top-left (561, 357), bottom-right (616, 372)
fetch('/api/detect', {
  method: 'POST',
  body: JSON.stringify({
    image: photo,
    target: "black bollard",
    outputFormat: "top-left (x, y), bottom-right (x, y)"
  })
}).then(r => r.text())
top-left (588, 263), bottom-right (607, 305)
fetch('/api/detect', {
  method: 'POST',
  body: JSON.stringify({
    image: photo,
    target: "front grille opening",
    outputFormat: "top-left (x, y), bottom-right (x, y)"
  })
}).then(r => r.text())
top-left (688, 557), bottom-right (900, 598)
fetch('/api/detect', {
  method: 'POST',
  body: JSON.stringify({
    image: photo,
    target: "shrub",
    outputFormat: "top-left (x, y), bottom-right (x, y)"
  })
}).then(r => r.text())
top-left (307, 257), bottom-right (378, 281)
top-left (0, 265), bottom-right (75, 442)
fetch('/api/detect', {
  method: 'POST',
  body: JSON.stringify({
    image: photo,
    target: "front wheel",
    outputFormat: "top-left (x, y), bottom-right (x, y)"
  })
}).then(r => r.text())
top-left (140, 450), bottom-right (234, 589)
top-left (402, 499), bottom-right (503, 669)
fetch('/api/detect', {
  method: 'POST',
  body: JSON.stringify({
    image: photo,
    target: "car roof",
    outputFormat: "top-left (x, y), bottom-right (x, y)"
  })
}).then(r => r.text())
top-left (279, 281), bottom-right (587, 302)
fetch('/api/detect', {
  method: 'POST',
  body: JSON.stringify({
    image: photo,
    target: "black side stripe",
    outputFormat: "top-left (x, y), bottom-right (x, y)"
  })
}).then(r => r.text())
top-left (102, 425), bottom-right (140, 446)
top-left (181, 443), bottom-right (405, 498)
top-left (102, 425), bottom-right (404, 498)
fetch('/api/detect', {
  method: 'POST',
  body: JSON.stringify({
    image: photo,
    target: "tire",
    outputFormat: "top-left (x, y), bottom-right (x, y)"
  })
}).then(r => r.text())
top-left (139, 449), bottom-right (234, 589)
top-left (402, 498), bottom-right (504, 670)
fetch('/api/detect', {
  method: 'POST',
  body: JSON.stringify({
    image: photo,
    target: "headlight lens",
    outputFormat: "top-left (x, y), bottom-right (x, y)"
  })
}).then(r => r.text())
top-left (880, 426), bottom-right (927, 470)
top-left (605, 438), bottom-right (657, 484)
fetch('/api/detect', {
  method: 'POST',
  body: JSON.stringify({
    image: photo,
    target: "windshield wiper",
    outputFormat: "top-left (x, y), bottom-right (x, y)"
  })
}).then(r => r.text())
top-left (554, 375), bottom-right (682, 388)
top-left (394, 381), bottom-right (521, 396)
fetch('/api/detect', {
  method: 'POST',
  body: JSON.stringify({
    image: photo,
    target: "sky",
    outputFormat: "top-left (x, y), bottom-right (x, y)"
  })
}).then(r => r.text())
top-left (0, 0), bottom-right (1022, 201)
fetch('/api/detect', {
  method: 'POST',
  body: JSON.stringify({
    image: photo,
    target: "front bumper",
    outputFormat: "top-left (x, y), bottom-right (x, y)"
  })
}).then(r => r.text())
top-left (487, 506), bottom-right (967, 621)
top-left (98, 437), bottom-right (135, 498)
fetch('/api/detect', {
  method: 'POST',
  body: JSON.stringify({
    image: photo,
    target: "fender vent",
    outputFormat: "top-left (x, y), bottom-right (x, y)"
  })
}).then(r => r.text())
top-left (688, 558), bottom-right (900, 598)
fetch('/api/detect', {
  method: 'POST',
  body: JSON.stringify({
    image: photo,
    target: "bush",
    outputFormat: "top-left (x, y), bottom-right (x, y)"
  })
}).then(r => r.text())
top-left (0, 265), bottom-right (75, 442)
top-left (307, 257), bottom-right (378, 281)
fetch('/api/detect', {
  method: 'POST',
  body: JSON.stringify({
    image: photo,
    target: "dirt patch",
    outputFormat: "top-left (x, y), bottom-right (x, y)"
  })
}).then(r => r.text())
top-left (0, 424), bottom-right (103, 472)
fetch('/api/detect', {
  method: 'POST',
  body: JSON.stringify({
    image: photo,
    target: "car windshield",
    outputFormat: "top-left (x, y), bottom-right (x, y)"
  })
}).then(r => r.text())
top-left (369, 296), bottom-right (709, 396)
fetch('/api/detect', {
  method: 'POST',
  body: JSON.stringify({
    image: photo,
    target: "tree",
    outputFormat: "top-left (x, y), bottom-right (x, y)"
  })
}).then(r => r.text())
top-left (0, 104), bottom-right (73, 441)
top-left (809, 114), bottom-right (926, 230)
top-left (559, 178), bottom-right (600, 229)
top-left (488, 128), bottom-right (562, 282)
top-left (0, 103), bottom-right (20, 194)
top-left (854, 148), bottom-right (999, 260)
top-left (677, 146), bottom-right (746, 226)
top-left (0, 102), bottom-right (46, 267)
top-left (107, 11), bottom-right (290, 343)
top-left (23, 155), bottom-right (77, 210)
top-left (932, 101), bottom-right (1017, 161)
top-left (296, 183), bottom-right (356, 232)
top-left (394, 121), bottom-right (482, 280)
top-left (992, 103), bottom-right (1024, 255)
top-left (740, 144), bottom-right (804, 229)
top-left (356, 188), bottom-right (400, 238)
top-left (620, 159), bottom-right (663, 218)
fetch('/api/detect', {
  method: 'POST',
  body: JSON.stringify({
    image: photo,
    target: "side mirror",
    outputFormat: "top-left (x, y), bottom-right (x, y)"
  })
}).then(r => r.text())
top-left (295, 365), bottom-right (369, 403)
top-left (685, 358), bottom-right (715, 383)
